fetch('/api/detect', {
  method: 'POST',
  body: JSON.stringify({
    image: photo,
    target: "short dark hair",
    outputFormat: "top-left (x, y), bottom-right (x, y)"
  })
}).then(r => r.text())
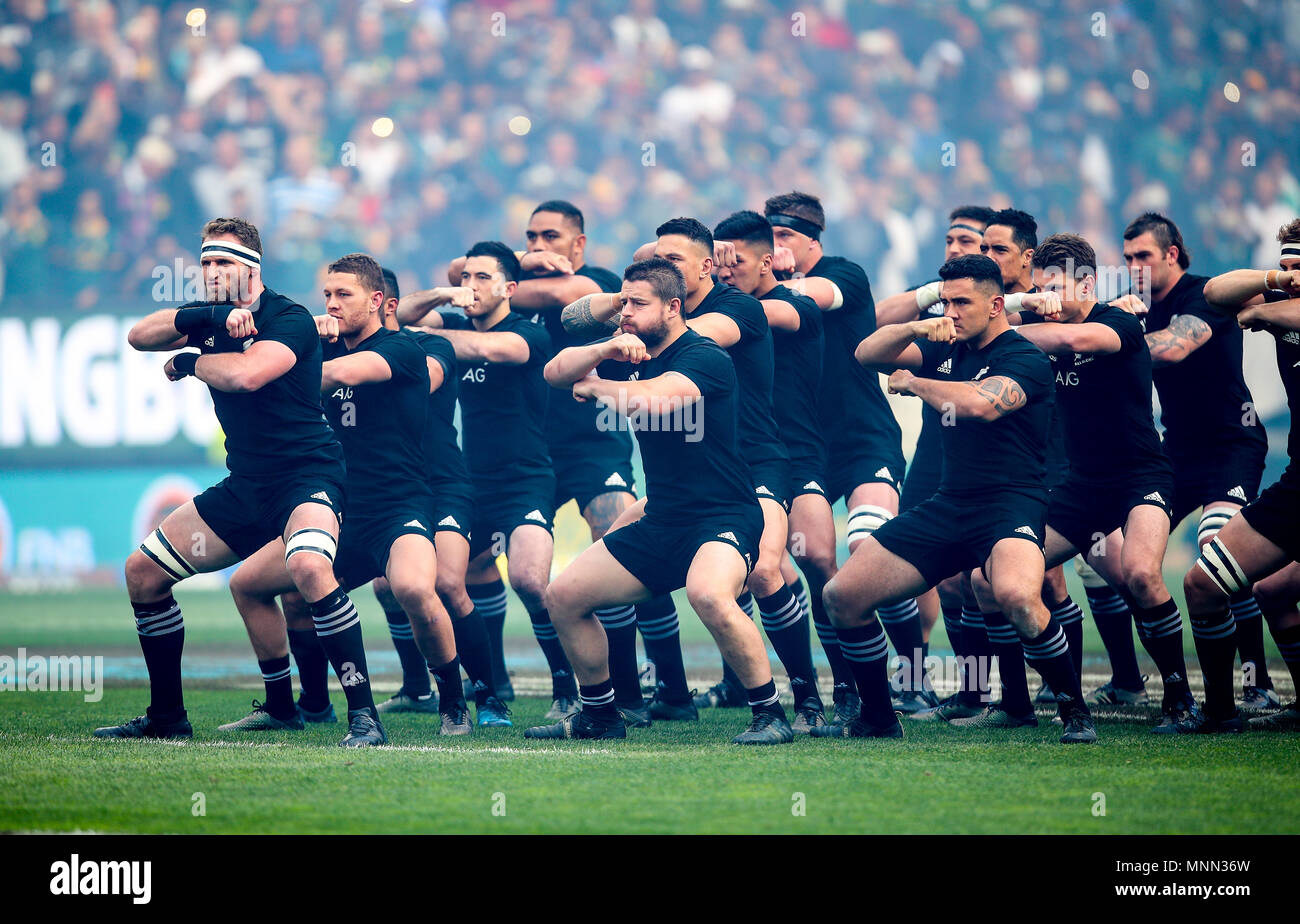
top-left (763, 191), bottom-right (825, 231)
top-left (465, 240), bottom-right (521, 283)
top-left (624, 257), bottom-right (686, 308)
top-left (531, 199), bottom-right (584, 232)
top-left (201, 217), bottom-right (262, 255)
top-left (327, 252), bottom-right (384, 295)
top-left (712, 210), bottom-right (773, 252)
top-left (380, 266), bottom-right (399, 302)
top-left (1278, 218), bottom-right (1300, 246)
top-left (1033, 233), bottom-right (1097, 278)
top-left (938, 254), bottom-right (1004, 295)
top-left (988, 209), bottom-right (1037, 252)
top-left (1123, 212), bottom-right (1190, 269)
top-left (655, 217), bottom-right (713, 255)
top-left (949, 205), bottom-right (997, 228)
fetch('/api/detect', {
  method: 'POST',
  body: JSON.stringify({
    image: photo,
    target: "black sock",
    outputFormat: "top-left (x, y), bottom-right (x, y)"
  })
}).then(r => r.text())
top-left (1189, 605), bottom-right (1239, 720)
top-left (745, 677), bottom-right (784, 718)
top-left (429, 656), bottom-right (464, 708)
top-left (383, 604), bottom-right (431, 697)
top-left (877, 598), bottom-right (925, 691)
top-left (308, 587), bottom-right (376, 715)
top-left (258, 655), bottom-right (295, 717)
top-left (960, 604), bottom-right (993, 706)
top-left (595, 605), bottom-right (642, 708)
top-left (1266, 621), bottom-right (1300, 691)
top-left (791, 578), bottom-right (810, 623)
top-left (637, 595), bottom-right (690, 702)
top-left (469, 579), bottom-right (509, 692)
top-left (452, 608), bottom-right (495, 706)
top-left (812, 583), bottom-right (856, 693)
top-left (835, 619), bottom-right (896, 727)
top-left (1086, 583), bottom-right (1144, 691)
top-left (579, 678), bottom-right (618, 721)
top-left (1130, 598), bottom-right (1191, 703)
top-left (288, 627), bottom-right (330, 711)
top-left (1050, 596), bottom-right (1085, 682)
top-left (528, 607), bottom-right (577, 698)
top-left (758, 586), bottom-right (822, 707)
top-left (1020, 616), bottom-right (1087, 716)
top-left (983, 610), bottom-right (1032, 716)
top-left (1229, 591), bottom-right (1272, 690)
top-left (133, 595), bottom-right (185, 717)
top-left (941, 601), bottom-right (967, 694)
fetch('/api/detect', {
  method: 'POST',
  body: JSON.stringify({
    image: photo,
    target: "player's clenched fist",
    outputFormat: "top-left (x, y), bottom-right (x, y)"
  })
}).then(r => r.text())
top-left (315, 314), bottom-right (341, 341)
top-left (226, 308), bottom-right (257, 339)
top-left (1108, 293), bottom-right (1148, 316)
top-left (772, 245), bottom-right (796, 274)
top-left (604, 332), bottom-right (648, 364)
top-left (447, 286), bottom-right (475, 308)
top-left (887, 368), bottom-right (917, 396)
top-left (1023, 290), bottom-right (1064, 320)
top-left (713, 240), bottom-right (738, 268)
top-left (910, 315), bottom-right (956, 342)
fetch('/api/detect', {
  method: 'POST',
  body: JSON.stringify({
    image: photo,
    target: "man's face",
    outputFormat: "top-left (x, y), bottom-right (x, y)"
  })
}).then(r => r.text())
top-left (1281, 255), bottom-right (1300, 274)
top-left (939, 277), bottom-right (997, 342)
top-left (654, 234), bottom-right (712, 295)
top-left (525, 211), bottom-right (584, 264)
top-left (1032, 266), bottom-right (1094, 319)
top-left (323, 272), bottom-right (381, 336)
top-left (460, 255), bottom-right (515, 316)
top-left (618, 279), bottom-right (674, 346)
top-left (200, 233), bottom-right (255, 303)
top-left (1123, 231), bottom-right (1178, 297)
top-left (981, 224), bottom-right (1029, 287)
top-left (716, 239), bottom-right (769, 295)
top-left (771, 224), bottom-right (815, 270)
top-left (944, 222), bottom-right (985, 262)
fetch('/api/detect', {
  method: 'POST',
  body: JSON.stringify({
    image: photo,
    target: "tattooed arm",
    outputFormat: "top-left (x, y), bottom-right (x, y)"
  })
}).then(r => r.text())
top-left (888, 372), bottom-right (1027, 422)
top-left (1145, 314), bottom-right (1212, 366)
top-left (560, 292), bottom-right (623, 335)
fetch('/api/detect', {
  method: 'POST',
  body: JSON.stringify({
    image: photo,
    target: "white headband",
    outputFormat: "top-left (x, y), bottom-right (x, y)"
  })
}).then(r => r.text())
top-left (1281, 243), bottom-right (1300, 261)
top-left (201, 239), bottom-right (261, 269)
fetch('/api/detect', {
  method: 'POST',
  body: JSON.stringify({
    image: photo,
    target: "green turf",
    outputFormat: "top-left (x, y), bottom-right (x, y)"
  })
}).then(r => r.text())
top-left (0, 587), bottom-right (1295, 834)
top-left (1, 689), bottom-right (1296, 835)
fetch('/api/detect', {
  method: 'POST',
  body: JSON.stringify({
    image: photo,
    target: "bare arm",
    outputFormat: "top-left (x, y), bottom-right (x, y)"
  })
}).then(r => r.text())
top-left (509, 273), bottom-right (601, 312)
top-left (874, 289), bottom-right (923, 327)
top-left (780, 276), bottom-right (844, 312)
top-left (395, 287), bottom-right (473, 326)
top-left (686, 312), bottom-right (742, 348)
top-left (426, 328), bottom-right (531, 365)
top-left (1015, 321), bottom-right (1122, 356)
top-left (574, 369), bottom-right (702, 418)
top-left (1202, 270), bottom-right (1270, 312)
top-left (321, 352), bottom-right (393, 390)
top-left (175, 340), bottom-right (298, 393)
top-left (128, 308), bottom-right (192, 351)
top-left (856, 317), bottom-right (948, 371)
top-left (893, 372), bottom-right (1028, 421)
top-left (632, 241), bottom-right (657, 263)
top-left (560, 292), bottom-right (623, 335)
top-left (1145, 314), bottom-right (1212, 366)
top-left (1238, 298), bottom-right (1300, 333)
top-left (446, 256), bottom-right (467, 287)
top-left (760, 298), bottom-right (801, 332)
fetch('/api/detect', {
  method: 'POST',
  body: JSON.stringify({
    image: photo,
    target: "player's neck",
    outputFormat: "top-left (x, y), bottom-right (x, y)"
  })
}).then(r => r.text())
top-left (794, 245), bottom-right (822, 276)
top-left (685, 276), bottom-right (714, 313)
top-left (382, 316), bottom-right (399, 333)
top-left (1151, 268), bottom-right (1184, 303)
top-left (975, 317), bottom-right (1010, 350)
top-left (344, 317), bottom-right (382, 349)
top-left (754, 279), bottom-right (779, 300)
top-left (1006, 274), bottom-right (1033, 295)
top-left (474, 302), bottom-right (511, 330)
top-left (234, 279), bottom-right (264, 309)
top-left (1069, 300), bottom-right (1100, 324)
top-left (650, 324), bottom-right (688, 357)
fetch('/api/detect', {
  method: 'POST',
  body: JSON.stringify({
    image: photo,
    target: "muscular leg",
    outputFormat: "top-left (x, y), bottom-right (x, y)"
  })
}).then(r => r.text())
top-left (504, 523), bottom-right (575, 701)
top-left (435, 531), bottom-right (495, 704)
top-left (373, 575), bottom-right (432, 700)
top-left (1254, 562), bottom-right (1300, 695)
top-left (1196, 504), bottom-right (1274, 697)
top-left (582, 489), bottom-right (643, 710)
top-left (386, 534), bottom-right (464, 711)
top-left (970, 566), bottom-right (1031, 717)
top-left (748, 498), bottom-right (820, 709)
top-left (789, 492), bottom-right (850, 703)
top-left (228, 538), bottom-right (299, 719)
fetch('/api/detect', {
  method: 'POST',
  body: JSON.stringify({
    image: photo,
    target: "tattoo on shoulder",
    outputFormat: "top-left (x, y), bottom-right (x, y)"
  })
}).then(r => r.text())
top-left (561, 295), bottom-right (617, 334)
top-left (1148, 313), bottom-right (1212, 357)
top-left (973, 376), bottom-right (1026, 416)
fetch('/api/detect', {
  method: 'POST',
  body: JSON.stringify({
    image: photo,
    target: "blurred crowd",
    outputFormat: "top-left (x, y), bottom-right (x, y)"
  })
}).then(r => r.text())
top-left (1, 0), bottom-right (1298, 311)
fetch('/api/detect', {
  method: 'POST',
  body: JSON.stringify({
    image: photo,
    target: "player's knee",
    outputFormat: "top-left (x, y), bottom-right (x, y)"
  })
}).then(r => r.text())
top-left (280, 592), bottom-right (313, 630)
top-left (684, 584), bottom-right (732, 625)
top-left (1182, 566), bottom-right (1219, 611)
top-left (125, 550), bottom-right (172, 600)
top-left (509, 573), bottom-right (548, 610)
top-left (821, 577), bottom-right (852, 623)
top-left (993, 583), bottom-right (1039, 622)
top-left (794, 548), bottom-right (836, 583)
top-left (1123, 566), bottom-right (1166, 605)
top-left (389, 575), bottom-right (433, 614)
top-left (435, 573), bottom-right (469, 612)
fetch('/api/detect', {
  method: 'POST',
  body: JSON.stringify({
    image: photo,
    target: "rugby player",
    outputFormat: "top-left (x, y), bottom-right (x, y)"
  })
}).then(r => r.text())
top-left (1013, 234), bottom-right (1202, 732)
top-left (98, 218), bottom-right (371, 744)
top-left (529, 257), bottom-right (794, 744)
top-left (1194, 221), bottom-right (1300, 730)
top-left (399, 242), bottom-right (578, 720)
top-left (832, 254), bottom-right (1095, 743)
top-left (1117, 213), bottom-right (1275, 714)
top-left (763, 192), bottom-right (926, 716)
top-left (221, 253), bottom-right (471, 741)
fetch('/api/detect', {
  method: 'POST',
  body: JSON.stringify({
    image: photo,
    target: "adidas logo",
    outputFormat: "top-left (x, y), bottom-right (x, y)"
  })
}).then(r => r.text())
top-left (242, 338), bottom-right (254, 350)
top-left (755, 484), bottom-right (771, 495)
top-left (1143, 491), bottom-right (1164, 504)
top-left (204, 336), bottom-right (215, 347)
top-left (1228, 485), bottom-right (1247, 501)
top-left (311, 491), bottom-right (331, 503)
top-left (936, 358), bottom-right (953, 374)
top-left (974, 366), bottom-right (989, 380)
top-left (716, 531), bottom-right (737, 543)
top-left (1014, 525), bottom-right (1038, 539)
top-left (438, 515), bottom-right (460, 528)
top-left (604, 472), bottom-right (628, 487)
top-left (404, 519), bottom-right (426, 530)
top-left (803, 481), bottom-right (822, 491)
top-left (875, 467), bottom-right (893, 481)
top-left (525, 509), bottom-right (546, 523)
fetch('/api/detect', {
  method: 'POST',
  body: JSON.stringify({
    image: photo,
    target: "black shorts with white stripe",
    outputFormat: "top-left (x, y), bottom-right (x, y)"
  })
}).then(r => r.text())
top-left (333, 507), bottom-right (437, 592)
top-left (1240, 464), bottom-right (1300, 562)
top-left (192, 468), bottom-right (346, 561)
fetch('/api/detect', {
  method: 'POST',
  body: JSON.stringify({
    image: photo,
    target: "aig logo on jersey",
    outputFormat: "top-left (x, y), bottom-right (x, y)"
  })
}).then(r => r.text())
top-left (463, 366), bottom-right (486, 383)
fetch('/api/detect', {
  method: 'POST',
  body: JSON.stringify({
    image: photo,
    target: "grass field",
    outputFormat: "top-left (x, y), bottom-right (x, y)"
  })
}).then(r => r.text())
top-left (1, 587), bottom-right (1297, 835)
